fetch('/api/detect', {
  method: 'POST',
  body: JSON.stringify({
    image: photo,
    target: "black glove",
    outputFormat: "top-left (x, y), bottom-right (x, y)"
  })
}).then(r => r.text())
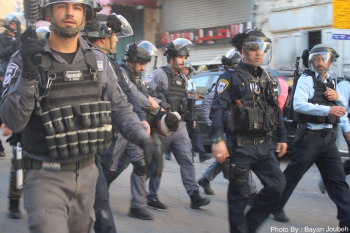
top-left (107, 14), bottom-right (122, 33)
top-left (140, 137), bottom-right (163, 178)
top-left (12, 39), bottom-right (20, 51)
top-left (19, 26), bottom-right (45, 80)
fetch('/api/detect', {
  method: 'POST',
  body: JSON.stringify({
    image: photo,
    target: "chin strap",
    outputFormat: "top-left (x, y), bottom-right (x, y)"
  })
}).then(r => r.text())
top-left (169, 57), bottom-right (181, 73)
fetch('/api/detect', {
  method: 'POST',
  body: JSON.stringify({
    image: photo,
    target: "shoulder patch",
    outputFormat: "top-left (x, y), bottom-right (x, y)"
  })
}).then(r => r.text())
top-left (97, 61), bottom-right (103, 71)
top-left (217, 79), bottom-right (229, 94)
top-left (3, 63), bottom-right (19, 87)
top-left (147, 73), bottom-right (155, 82)
top-left (122, 73), bottom-right (128, 82)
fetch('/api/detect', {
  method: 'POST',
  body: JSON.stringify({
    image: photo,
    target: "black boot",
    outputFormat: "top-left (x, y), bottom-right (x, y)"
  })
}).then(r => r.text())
top-left (198, 176), bottom-right (215, 195)
top-left (8, 200), bottom-right (21, 219)
top-left (190, 191), bottom-right (211, 209)
top-left (272, 210), bottom-right (289, 222)
top-left (199, 153), bottom-right (212, 163)
top-left (129, 207), bottom-right (154, 220)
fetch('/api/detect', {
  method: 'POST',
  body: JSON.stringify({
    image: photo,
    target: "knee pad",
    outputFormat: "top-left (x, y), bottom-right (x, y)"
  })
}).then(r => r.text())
top-left (132, 159), bottom-right (147, 176)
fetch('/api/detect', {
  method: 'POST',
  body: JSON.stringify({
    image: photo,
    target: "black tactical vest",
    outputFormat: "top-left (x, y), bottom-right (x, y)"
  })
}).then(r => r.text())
top-left (21, 50), bottom-right (110, 162)
top-left (160, 66), bottom-right (187, 113)
top-left (120, 62), bottom-right (142, 91)
top-left (293, 70), bottom-right (340, 124)
top-left (224, 67), bottom-right (279, 138)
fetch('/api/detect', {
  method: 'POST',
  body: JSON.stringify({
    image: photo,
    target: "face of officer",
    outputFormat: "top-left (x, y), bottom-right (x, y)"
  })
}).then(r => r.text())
top-left (6, 22), bottom-right (16, 37)
top-left (183, 67), bottom-right (190, 77)
top-left (129, 62), bottom-right (147, 76)
top-left (310, 54), bottom-right (330, 74)
top-left (242, 44), bottom-right (264, 68)
top-left (46, 2), bottom-right (86, 38)
top-left (170, 55), bottom-right (186, 70)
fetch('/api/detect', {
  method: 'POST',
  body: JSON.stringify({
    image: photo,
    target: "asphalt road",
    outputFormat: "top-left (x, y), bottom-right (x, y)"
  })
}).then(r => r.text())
top-left (0, 133), bottom-right (348, 233)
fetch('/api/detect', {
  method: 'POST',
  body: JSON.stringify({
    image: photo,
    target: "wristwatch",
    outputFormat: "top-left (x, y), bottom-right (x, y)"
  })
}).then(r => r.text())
top-left (212, 137), bottom-right (223, 144)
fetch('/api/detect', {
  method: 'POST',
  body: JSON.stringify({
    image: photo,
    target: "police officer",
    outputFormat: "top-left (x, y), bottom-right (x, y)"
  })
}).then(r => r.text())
top-left (3, 26), bottom-right (51, 220)
top-left (210, 29), bottom-right (287, 233)
top-left (272, 44), bottom-right (350, 230)
top-left (198, 48), bottom-right (260, 196)
top-left (0, 1), bottom-right (162, 232)
top-left (147, 38), bottom-right (211, 210)
top-left (0, 13), bottom-right (24, 158)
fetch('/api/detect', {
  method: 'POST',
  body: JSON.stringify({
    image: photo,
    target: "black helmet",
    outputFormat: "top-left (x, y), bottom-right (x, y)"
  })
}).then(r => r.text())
top-left (230, 29), bottom-right (272, 66)
top-left (125, 40), bottom-right (158, 63)
top-left (39, 0), bottom-right (102, 37)
top-left (3, 12), bottom-right (25, 32)
top-left (221, 48), bottom-right (242, 67)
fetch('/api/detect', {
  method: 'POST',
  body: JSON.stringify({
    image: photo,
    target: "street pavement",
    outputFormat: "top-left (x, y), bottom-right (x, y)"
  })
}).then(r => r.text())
top-left (0, 133), bottom-right (348, 233)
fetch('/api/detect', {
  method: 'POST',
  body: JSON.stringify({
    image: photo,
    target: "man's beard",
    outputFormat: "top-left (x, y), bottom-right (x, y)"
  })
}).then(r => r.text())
top-left (54, 29), bottom-right (79, 38)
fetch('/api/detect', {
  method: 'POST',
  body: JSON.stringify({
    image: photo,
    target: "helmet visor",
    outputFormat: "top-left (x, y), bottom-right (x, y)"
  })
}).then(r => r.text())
top-left (137, 40), bottom-right (158, 57)
top-left (225, 48), bottom-right (238, 59)
top-left (242, 41), bottom-right (272, 66)
top-left (114, 14), bottom-right (133, 38)
top-left (172, 38), bottom-right (194, 51)
top-left (39, 0), bottom-right (95, 7)
top-left (308, 52), bottom-right (336, 74)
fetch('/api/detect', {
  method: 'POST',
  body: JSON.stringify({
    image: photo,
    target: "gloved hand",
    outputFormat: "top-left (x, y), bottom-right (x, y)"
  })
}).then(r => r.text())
top-left (140, 137), bottom-right (163, 178)
top-left (12, 39), bottom-right (20, 51)
top-left (19, 26), bottom-right (45, 80)
top-left (107, 14), bottom-right (122, 33)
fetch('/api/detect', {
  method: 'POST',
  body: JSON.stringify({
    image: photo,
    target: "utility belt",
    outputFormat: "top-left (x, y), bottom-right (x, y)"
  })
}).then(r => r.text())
top-left (305, 128), bottom-right (331, 137)
top-left (221, 159), bottom-right (249, 184)
top-left (21, 154), bottom-right (96, 171)
top-left (39, 101), bottom-right (113, 159)
top-left (231, 135), bottom-right (270, 147)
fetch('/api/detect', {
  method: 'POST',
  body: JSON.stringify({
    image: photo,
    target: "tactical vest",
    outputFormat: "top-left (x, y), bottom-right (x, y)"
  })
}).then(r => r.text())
top-left (224, 67), bottom-right (279, 138)
top-left (160, 66), bottom-right (187, 113)
top-left (21, 50), bottom-right (112, 162)
top-left (293, 70), bottom-right (340, 124)
top-left (120, 63), bottom-right (142, 91)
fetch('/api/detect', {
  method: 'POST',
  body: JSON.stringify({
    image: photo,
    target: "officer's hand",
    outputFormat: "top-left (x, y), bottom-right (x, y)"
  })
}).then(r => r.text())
top-left (345, 131), bottom-right (350, 143)
top-left (140, 137), bottom-right (163, 178)
top-left (107, 14), bottom-right (122, 33)
top-left (141, 121), bottom-right (151, 135)
top-left (19, 26), bottom-right (45, 77)
top-left (194, 94), bottom-right (200, 101)
top-left (329, 106), bottom-right (347, 117)
top-left (211, 140), bottom-right (230, 163)
top-left (11, 40), bottom-right (19, 52)
top-left (142, 81), bottom-right (147, 84)
top-left (323, 88), bottom-right (339, 101)
top-left (193, 121), bottom-right (196, 128)
top-left (148, 96), bottom-right (159, 110)
top-left (276, 142), bottom-right (287, 158)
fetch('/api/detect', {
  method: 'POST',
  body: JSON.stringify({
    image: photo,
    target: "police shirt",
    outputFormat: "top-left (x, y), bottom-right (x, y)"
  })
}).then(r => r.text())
top-left (209, 61), bottom-right (286, 142)
top-left (201, 88), bottom-right (215, 125)
top-left (187, 77), bottom-right (196, 91)
top-left (0, 35), bottom-right (149, 161)
top-left (293, 71), bottom-right (346, 130)
top-left (338, 80), bottom-right (350, 134)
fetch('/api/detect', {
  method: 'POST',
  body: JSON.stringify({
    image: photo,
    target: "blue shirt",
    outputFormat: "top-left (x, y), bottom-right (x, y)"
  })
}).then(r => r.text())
top-left (338, 80), bottom-right (350, 133)
top-left (293, 71), bottom-right (346, 130)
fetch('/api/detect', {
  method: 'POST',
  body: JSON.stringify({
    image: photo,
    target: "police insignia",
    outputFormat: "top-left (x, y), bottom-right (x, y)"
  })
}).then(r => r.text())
top-left (3, 63), bottom-right (18, 87)
top-left (97, 61), bottom-right (103, 71)
top-left (217, 79), bottom-right (229, 94)
top-left (147, 73), bottom-right (155, 82)
top-left (122, 73), bottom-right (128, 82)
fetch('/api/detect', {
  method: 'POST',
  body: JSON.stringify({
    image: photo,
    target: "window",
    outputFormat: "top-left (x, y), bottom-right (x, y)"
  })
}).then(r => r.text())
top-left (308, 31), bottom-right (321, 50)
top-left (192, 75), bottom-right (213, 94)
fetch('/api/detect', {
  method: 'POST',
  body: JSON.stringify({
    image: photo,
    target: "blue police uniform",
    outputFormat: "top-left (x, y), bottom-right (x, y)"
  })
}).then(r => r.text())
top-left (210, 61), bottom-right (287, 233)
top-left (274, 71), bottom-right (350, 229)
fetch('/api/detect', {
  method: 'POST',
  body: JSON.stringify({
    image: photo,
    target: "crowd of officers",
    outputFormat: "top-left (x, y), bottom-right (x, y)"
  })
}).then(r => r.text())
top-left (0, 1), bottom-right (350, 233)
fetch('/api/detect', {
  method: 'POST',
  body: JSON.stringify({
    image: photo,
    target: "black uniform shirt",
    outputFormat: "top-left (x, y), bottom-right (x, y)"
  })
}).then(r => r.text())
top-left (209, 61), bottom-right (287, 142)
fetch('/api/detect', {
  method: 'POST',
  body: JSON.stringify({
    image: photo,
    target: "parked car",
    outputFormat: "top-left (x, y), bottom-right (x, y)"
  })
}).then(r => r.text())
top-left (191, 68), bottom-right (349, 157)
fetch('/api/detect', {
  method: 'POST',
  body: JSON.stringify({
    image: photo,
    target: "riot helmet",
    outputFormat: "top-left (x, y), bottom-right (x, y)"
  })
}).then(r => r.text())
top-left (125, 40), bottom-right (158, 76)
top-left (183, 60), bottom-right (194, 77)
top-left (164, 38), bottom-right (193, 71)
top-left (308, 44), bottom-right (339, 74)
top-left (221, 47), bottom-right (242, 67)
top-left (36, 26), bottom-right (50, 39)
top-left (125, 40), bottom-right (158, 63)
top-left (39, 0), bottom-right (102, 37)
top-left (81, 14), bottom-right (132, 54)
top-left (3, 12), bottom-right (26, 32)
top-left (231, 29), bottom-right (272, 66)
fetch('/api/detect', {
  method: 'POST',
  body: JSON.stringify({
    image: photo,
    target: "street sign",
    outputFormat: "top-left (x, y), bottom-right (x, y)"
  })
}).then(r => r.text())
top-left (333, 29), bottom-right (350, 40)
top-left (333, 0), bottom-right (350, 29)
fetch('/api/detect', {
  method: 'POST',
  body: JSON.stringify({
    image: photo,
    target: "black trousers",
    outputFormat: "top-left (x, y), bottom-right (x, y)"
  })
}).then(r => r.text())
top-left (275, 132), bottom-right (350, 227)
top-left (228, 140), bottom-right (285, 233)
